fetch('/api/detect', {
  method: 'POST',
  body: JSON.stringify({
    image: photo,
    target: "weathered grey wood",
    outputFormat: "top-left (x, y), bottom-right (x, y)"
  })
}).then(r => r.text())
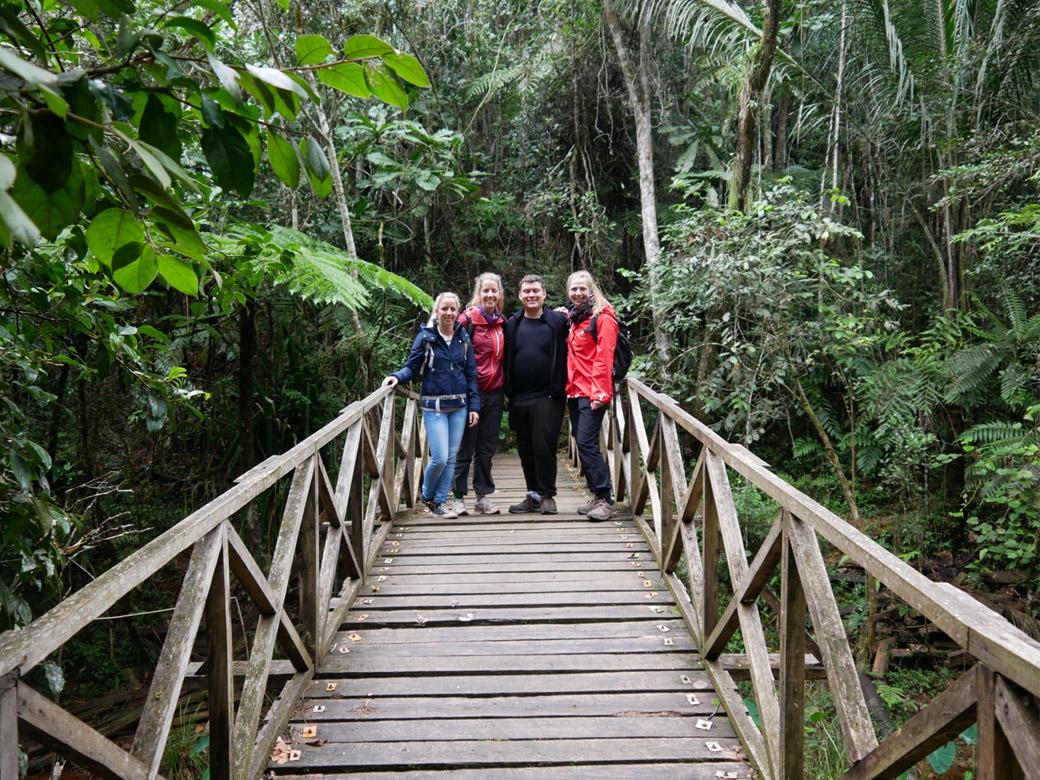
top-left (706, 451), bottom-right (781, 778)
top-left (288, 765), bottom-right (750, 780)
top-left (780, 512), bottom-right (806, 780)
top-left (245, 668), bottom-right (314, 780)
top-left (207, 527), bottom-right (235, 780)
top-left (363, 573), bottom-right (666, 594)
top-left (702, 661), bottom-right (774, 780)
top-left (318, 651), bottom-right (702, 675)
top-left (664, 452), bottom-right (703, 573)
top-left (304, 670), bottom-right (710, 697)
top-left (326, 635), bottom-right (693, 658)
top-left (341, 604), bottom-right (678, 626)
top-left (786, 513), bottom-right (878, 762)
top-left (131, 527), bottom-right (222, 776)
top-left (303, 692), bottom-right (729, 720)
top-left (17, 682), bottom-right (153, 780)
top-left (995, 675), bottom-right (1040, 777)
top-left (977, 667), bottom-right (1022, 780)
top-left (839, 665), bottom-right (977, 780)
top-left (626, 379), bottom-right (1040, 699)
top-left (627, 390), bottom-right (658, 517)
top-left (282, 737), bottom-right (742, 771)
top-left (0, 675), bottom-right (17, 780)
top-left (289, 715), bottom-right (735, 741)
top-left (701, 455), bottom-right (720, 642)
top-left (380, 541), bottom-right (649, 556)
top-left (704, 514), bottom-right (782, 658)
top-left (233, 459), bottom-right (315, 780)
top-left (225, 525), bottom-right (310, 670)
top-left (354, 590), bottom-right (666, 609)
top-left (334, 619), bottom-right (686, 644)
top-left (300, 455), bottom-right (321, 656)
top-left (333, 419), bottom-right (363, 521)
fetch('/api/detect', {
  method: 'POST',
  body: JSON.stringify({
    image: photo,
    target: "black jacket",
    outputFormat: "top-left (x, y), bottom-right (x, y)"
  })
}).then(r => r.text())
top-left (503, 308), bottom-right (568, 400)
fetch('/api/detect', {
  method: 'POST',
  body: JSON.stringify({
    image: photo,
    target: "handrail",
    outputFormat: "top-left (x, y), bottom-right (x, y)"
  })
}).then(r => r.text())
top-left (604, 377), bottom-right (1040, 780)
top-left (0, 385), bottom-right (427, 780)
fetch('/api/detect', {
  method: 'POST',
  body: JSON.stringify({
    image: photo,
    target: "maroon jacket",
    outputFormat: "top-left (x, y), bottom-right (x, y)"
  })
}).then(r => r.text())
top-left (458, 306), bottom-right (505, 392)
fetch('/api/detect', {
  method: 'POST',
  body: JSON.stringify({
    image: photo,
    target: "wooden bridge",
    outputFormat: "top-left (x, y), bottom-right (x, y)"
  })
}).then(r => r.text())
top-left (1, 379), bottom-right (1038, 780)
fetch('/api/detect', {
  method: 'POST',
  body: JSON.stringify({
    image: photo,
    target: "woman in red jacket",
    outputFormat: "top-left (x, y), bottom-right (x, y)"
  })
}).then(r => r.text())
top-left (565, 270), bottom-right (619, 521)
top-left (451, 272), bottom-right (506, 515)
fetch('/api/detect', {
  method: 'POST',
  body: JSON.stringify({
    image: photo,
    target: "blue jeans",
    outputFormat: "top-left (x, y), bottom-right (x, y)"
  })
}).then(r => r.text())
top-left (422, 407), bottom-right (468, 504)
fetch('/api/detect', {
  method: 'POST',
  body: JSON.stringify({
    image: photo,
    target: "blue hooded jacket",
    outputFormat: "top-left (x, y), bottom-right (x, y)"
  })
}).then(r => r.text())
top-left (391, 322), bottom-right (481, 413)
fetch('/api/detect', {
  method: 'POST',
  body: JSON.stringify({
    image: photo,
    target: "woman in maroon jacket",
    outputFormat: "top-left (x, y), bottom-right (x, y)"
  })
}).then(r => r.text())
top-left (451, 272), bottom-right (506, 515)
top-left (566, 270), bottom-right (619, 521)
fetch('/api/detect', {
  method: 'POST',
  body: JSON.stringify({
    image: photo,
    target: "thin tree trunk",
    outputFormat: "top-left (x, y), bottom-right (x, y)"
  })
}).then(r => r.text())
top-left (731, 0), bottom-right (783, 211)
top-left (603, 0), bottom-right (672, 373)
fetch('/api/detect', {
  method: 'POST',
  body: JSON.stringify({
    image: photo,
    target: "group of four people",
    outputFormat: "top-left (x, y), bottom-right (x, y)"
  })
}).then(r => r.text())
top-left (382, 270), bottom-right (621, 522)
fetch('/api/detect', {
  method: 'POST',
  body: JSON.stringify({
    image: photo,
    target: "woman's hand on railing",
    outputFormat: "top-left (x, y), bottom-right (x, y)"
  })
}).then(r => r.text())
top-left (382, 376), bottom-right (399, 388)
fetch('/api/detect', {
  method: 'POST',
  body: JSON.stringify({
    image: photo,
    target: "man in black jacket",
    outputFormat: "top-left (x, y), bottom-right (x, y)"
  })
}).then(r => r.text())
top-left (503, 274), bottom-right (568, 514)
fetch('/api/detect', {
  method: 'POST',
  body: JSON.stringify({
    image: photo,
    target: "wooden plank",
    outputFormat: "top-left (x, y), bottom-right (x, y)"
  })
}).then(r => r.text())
top-left (333, 419), bottom-right (363, 523)
top-left (700, 661), bottom-right (774, 780)
top-left (0, 675), bottom-right (16, 780)
top-left (207, 527), bottom-right (235, 780)
top-left (664, 452), bottom-right (704, 573)
top-left (131, 527), bottom-right (222, 775)
top-left (18, 682), bottom-right (151, 780)
top-left (351, 590), bottom-right (671, 609)
top-left (303, 692), bottom-right (730, 720)
top-left (704, 514), bottom-right (782, 658)
top-left (701, 453), bottom-right (720, 643)
top-left (303, 670), bottom-right (713, 697)
top-left (245, 669), bottom-right (314, 780)
top-left (332, 619), bottom-right (687, 645)
top-left (780, 512), bottom-right (806, 780)
top-left (977, 667), bottom-right (1021, 780)
top-left (326, 635), bottom-right (693, 657)
top-left (317, 652), bottom-right (703, 675)
top-left (994, 675), bottom-right (1040, 777)
top-left (288, 716), bottom-right (736, 741)
top-left (379, 542), bottom-right (650, 556)
top-left (364, 575), bottom-right (667, 594)
top-left (233, 459), bottom-right (315, 779)
top-left (839, 665), bottom-right (977, 780)
top-left (340, 604), bottom-right (679, 626)
top-left (289, 765), bottom-right (752, 780)
top-left (282, 738), bottom-right (742, 771)
top-left (300, 456), bottom-right (321, 656)
top-left (786, 514), bottom-right (878, 762)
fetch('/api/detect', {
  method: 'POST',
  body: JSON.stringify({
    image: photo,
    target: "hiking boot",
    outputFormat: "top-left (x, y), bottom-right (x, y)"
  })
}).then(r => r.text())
top-left (586, 498), bottom-right (618, 521)
top-left (474, 496), bottom-right (500, 515)
top-left (508, 494), bottom-right (539, 514)
top-left (539, 496), bottom-right (558, 514)
top-left (432, 503), bottom-right (458, 518)
top-left (422, 494), bottom-right (436, 512)
top-left (577, 498), bottom-right (596, 515)
top-left (452, 497), bottom-right (469, 516)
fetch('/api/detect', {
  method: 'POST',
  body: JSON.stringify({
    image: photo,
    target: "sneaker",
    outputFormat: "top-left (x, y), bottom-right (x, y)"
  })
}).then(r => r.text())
top-left (539, 496), bottom-right (558, 514)
top-left (508, 494), bottom-right (539, 514)
top-left (586, 498), bottom-right (618, 521)
top-left (452, 498), bottom-right (469, 516)
top-left (577, 498), bottom-right (596, 515)
top-left (474, 496), bottom-right (500, 515)
top-left (432, 503), bottom-right (458, 518)
top-left (421, 494), bottom-right (436, 512)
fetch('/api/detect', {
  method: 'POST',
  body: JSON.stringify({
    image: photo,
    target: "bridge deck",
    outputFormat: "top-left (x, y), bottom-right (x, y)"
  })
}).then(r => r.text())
top-left (272, 454), bottom-right (752, 778)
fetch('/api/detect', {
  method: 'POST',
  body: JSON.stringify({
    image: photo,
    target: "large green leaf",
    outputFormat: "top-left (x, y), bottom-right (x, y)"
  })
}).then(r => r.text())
top-left (267, 131), bottom-right (300, 189)
top-left (382, 52), bottom-right (429, 87)
top-left (365, 64), bottom-right (408, 110)
top-left (157, 253), bottom-right (199, 295)
top-left (301, 136), bottom-right (332, 198)
top-left (139, 94), bottom-right (182, 160)
top-left (316, 62), bottom-right (369, 98)
top-left (163, 16), bottom-right (217, 51)
top-left (0, 190), bottom-right (40, 247)
top-left (342, 34), bottom-right (394, 60)
top-left (191, 0), bottom-right (235, 29)
top-left (206, 53), bottom-right (241, 103)
top-left (0, 45), bottom-right (58, 86)
top-left (85, 208), bottom-right (145, 268)
top-left (245, 64), bottom-right (308, 99)
top-left (296, 34), bottom-right (335, 66)
top-left (12, 163), bottom-right (84, 241)
top-left (113, 242), bottom-right (158, 294)
top-left (19, 113), bottom-right (73, 193)
top-left (201, 124), bottom-right (255, 197)
top-left (151, 206), bottom-right (208, 261)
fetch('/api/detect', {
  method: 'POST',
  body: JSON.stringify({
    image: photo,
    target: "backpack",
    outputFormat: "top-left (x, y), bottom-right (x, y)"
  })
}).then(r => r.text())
top-left (587, 312), bottom-right (633, 384)
top-left (419, 328), bottom-right (470, 376)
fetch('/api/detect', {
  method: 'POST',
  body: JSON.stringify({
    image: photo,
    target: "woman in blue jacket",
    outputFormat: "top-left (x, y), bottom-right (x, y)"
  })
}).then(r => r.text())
top-left (383, 292), bottom-right (480, 518)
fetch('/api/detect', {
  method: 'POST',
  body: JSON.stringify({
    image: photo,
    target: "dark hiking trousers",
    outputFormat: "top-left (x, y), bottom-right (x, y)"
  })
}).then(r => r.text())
top-left (453, 389), bottom-right (503, 497)
top-left (509, 395), bottom-right (565, 498)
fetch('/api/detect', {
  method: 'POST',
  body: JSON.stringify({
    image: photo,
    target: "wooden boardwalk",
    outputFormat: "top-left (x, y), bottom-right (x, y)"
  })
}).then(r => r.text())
top-left (274, 453), bottom-right (752, 779)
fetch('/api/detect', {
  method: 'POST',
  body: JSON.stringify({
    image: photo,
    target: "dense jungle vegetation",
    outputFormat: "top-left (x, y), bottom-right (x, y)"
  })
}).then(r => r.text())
top-left (1, 0), bottom-right (1038, 773)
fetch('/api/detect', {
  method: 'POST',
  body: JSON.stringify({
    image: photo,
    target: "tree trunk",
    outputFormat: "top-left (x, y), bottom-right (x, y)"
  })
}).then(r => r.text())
top-left (603, 0), bottom-right (672, 374)
top-left (730, 0), bottom-right (784, 211)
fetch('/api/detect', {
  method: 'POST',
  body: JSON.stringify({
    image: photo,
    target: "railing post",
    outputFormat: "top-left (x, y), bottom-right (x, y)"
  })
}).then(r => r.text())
top-left (300, 454), bottom-right (321, 658)
top-left (0, 674), bottom-right (17, 780)
top-left (207, 524), bottom-right (234, 780)
top-left (780, 509), bottom-right (806, 780)
top-left (702, 452), bottom-right (720, 641)
top-left (977, 668), bottom-right (1024, 780)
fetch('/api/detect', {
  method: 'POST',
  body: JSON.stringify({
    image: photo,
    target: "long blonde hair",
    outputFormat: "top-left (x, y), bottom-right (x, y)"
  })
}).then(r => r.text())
top-left (427, 291), bottom-right (461, 326)
top-left (566, 270), bottom-right (609, 317)
top-left (466, 272), bottom-right (504, 310)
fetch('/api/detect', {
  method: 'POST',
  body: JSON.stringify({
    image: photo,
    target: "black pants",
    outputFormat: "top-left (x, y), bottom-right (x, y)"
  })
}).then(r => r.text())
top-left (568, 397), bottom-right (612, 500)
top-left (453, 389), bottom-right (504, 497)
top-left (509, 395), bottom-right (565, 497)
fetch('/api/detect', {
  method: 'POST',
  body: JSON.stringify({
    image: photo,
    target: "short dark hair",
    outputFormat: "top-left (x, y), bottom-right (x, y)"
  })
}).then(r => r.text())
top-left (518, 274), bottom-right (546, 291)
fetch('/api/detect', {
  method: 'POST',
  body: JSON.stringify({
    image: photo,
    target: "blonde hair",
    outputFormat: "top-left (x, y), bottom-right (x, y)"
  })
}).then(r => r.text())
top-left (427, 291), bottom-right (461, 326)
top-left (566, 270), bottom-right (609, 317)
top-left (466, 272), bottom-right (504, 310)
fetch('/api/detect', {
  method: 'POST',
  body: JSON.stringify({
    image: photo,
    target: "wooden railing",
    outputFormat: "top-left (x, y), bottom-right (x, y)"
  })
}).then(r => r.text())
top-left (598, 378), bottom-right (1040, 780)
top-left (0, 386), bottom-right (425, 780)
